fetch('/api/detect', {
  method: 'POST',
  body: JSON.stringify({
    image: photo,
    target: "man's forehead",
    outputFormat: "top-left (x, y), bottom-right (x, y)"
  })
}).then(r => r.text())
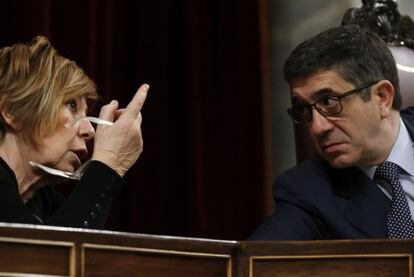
top-left (289, 70), bottom-right (353, 100)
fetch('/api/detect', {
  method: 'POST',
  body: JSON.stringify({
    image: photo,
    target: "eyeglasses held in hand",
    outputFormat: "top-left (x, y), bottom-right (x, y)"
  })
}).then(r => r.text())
top-left (65, 116), bottom-right (113, 128)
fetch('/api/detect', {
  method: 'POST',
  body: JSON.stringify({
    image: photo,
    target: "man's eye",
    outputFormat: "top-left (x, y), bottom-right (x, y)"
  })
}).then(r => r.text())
top-left (320, 97), bottom-right (337, 106)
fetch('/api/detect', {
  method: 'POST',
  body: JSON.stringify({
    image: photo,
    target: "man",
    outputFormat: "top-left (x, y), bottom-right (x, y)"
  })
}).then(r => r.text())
top-left (250, 24), bottom-right (414, 240)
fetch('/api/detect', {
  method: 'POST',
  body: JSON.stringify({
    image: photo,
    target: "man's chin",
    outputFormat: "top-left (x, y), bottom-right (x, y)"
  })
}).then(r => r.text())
top-left (325, 157), bottom-right (354, 169)
top-left (320, 152), bottom-right (354, 169)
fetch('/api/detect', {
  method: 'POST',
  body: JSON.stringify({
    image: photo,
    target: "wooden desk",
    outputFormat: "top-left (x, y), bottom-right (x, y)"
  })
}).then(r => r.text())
top-left (240, 240), bottom-right (413, 277)
top-left (0, 223), bottom-right (413, 276)
top-left (0, 223), bottom-right (236, 277)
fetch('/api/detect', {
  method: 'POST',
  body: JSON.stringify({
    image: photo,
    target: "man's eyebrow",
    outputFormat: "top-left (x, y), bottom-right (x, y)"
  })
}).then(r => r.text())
top-left (291, 87), bottom-right (340, 105)
top-left (291, 96), bottom-right (305, 106)
top-left (313, 88), bottom-right (340, 98)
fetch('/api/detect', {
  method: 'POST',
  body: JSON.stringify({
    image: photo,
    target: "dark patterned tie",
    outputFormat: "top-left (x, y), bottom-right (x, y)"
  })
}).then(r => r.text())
top-left (374, 161), bottom-right (414, 239)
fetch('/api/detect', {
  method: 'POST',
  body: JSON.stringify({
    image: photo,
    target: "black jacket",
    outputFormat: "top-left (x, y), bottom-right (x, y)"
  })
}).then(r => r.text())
top-left (0, 158), bottom-right (124, 229)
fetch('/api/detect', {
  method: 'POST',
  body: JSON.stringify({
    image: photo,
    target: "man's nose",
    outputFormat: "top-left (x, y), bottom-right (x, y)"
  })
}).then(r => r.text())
top-left (309, 108), bottom-right (335, 136)
top-left (78, 120), bottom-right (95, 142)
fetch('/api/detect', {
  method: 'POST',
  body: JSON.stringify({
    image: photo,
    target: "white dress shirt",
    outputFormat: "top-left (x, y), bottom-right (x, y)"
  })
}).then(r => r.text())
top-left (359, 117), bottom-right (414, 220)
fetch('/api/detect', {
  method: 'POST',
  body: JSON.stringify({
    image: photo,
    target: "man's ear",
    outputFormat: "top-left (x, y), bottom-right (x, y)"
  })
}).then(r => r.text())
top-left (373, 80), bottom-right (395, 118)
top-left (0, 111), bottom-right (18, 130)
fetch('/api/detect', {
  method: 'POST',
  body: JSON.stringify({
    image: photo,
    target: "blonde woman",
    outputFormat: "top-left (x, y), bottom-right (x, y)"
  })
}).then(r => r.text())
top-left (0, 36), bottom-right (148, 228)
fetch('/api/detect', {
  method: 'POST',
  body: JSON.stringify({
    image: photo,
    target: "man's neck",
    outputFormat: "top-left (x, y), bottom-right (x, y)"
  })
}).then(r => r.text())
top-left (374, 110), bottom-right (401, 166)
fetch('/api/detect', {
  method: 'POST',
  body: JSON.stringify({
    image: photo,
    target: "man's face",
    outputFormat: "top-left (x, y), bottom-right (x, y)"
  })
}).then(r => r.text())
top-left (290, 70), bottom-right (384, 168)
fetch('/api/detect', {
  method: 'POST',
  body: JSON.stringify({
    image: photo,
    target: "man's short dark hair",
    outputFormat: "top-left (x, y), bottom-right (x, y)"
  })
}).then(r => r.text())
top-left (283, 24), bottom-right (402, 110)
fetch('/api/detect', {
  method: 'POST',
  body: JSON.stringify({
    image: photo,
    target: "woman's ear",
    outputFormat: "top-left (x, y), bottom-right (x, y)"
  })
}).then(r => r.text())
top-left (373, 80), bottom-right (395, 118)
top-left (0, 111), bottom-right (18, 130)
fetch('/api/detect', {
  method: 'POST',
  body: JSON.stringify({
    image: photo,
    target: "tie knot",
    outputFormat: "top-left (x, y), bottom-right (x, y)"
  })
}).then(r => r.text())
top-left (374, 161), bottom-right (400, 182)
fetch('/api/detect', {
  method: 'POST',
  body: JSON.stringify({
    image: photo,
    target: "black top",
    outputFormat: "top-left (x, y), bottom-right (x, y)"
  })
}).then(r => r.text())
top-left (0, 158), bottom-right (124, 229)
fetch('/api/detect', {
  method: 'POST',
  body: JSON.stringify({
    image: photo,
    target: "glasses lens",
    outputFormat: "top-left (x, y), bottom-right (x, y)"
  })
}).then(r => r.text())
top-left (316, 97), bottom-right (341, 116)
top-left (289, 105), bottom-right (311, 124)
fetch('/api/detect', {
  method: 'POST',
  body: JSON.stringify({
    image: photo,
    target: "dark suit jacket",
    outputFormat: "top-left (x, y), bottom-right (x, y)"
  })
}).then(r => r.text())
top-left (250, 108), bottom-right (414, 240)
top-left (0, 159), bottom-right (124, 229)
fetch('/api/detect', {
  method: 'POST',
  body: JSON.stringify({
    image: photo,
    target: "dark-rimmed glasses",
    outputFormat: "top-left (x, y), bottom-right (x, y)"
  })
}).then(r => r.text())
top-left (287, 81), bottom-right (379, 125)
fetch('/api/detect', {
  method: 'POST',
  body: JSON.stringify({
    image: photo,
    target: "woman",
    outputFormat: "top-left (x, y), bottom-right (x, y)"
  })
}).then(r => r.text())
top-left (0, 36), bottom-right (148, 228)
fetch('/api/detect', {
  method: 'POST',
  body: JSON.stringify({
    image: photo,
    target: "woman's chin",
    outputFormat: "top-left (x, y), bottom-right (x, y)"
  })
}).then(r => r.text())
top-left (55, 163), bottom-right (76, 173)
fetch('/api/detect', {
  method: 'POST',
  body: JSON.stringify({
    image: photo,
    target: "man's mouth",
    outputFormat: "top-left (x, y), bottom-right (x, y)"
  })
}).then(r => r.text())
top-left (323, 142), bottom-right (344, 154)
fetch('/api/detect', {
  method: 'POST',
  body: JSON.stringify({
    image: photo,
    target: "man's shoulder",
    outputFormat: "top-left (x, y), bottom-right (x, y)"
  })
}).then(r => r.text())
top-left (274, 156), bottom-right (358, 196)
top-left (401, 107), bottom-right (414, 118)
top-left (401, 107), bottom-right (414, 136)
top-left (281, 156), bottom-right (331, 179)
top-left (273, 156), bottom-right (334, 194)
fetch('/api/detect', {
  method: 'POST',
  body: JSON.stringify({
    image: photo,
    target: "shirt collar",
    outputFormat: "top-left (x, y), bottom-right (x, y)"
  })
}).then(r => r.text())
top-left (388, 117), bottom-right (414, 176)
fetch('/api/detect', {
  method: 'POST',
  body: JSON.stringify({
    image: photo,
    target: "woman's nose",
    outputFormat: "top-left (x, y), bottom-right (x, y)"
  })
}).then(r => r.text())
top-left (78, 119), bottom-right (95, 141)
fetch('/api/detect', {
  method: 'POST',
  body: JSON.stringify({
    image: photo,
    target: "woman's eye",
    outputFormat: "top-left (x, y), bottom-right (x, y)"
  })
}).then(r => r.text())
top-left (66, 100), bottom-right (77, 113)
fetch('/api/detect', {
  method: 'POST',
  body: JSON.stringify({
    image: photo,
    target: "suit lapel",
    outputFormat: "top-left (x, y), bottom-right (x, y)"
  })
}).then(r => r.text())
top-left (332, 167), bottom-right (391, 238)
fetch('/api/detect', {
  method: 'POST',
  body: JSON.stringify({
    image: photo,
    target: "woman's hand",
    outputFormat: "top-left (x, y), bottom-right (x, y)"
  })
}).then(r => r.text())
top-left (91, 84), bottom-right (149, 177)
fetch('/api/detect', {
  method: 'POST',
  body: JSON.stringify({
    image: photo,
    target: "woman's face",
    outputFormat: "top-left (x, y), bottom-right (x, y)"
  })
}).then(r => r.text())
top-left (27, 96), bottom-right (95, 173)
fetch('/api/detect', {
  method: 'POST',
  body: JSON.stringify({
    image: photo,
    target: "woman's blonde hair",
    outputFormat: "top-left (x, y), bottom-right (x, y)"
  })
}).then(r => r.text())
top-left (0, 36), bottom-right (97, 144)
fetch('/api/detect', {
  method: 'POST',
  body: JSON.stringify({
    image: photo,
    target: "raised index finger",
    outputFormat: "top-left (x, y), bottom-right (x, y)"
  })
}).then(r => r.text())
top-left (124, 84), bottom-right (149, 118)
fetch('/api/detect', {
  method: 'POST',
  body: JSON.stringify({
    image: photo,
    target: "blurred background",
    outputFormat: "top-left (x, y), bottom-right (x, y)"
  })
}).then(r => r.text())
top-left (0, 0), bottom-right (412, 240)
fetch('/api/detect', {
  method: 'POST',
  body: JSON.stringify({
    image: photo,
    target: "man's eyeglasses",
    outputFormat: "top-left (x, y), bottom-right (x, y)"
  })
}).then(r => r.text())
top-left (287, 81), bottom-right (379, 125)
